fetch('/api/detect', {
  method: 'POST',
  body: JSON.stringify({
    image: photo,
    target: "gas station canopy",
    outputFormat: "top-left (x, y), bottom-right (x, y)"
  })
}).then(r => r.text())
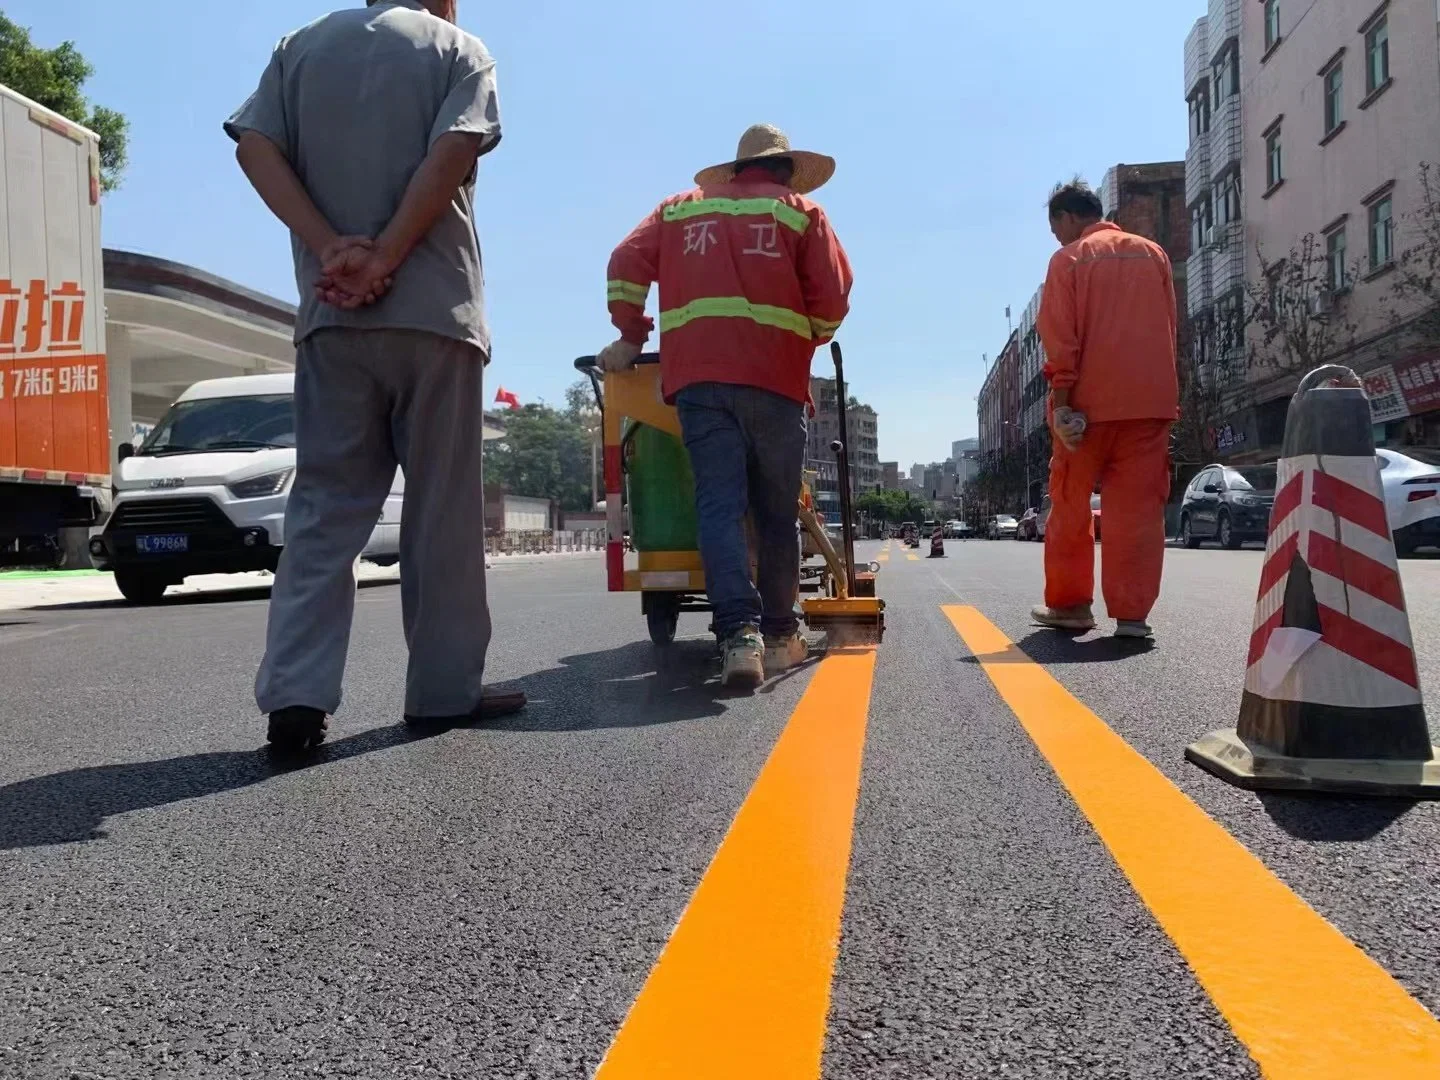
top-left (102, 250), bottom-right (505, 442)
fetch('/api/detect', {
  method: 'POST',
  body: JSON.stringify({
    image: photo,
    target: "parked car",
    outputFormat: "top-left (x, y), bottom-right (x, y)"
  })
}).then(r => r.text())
top-left (1090, 492), bottom-right (1102, 542)
top-left (1036, 494), bottom-right (1052, 539)
top-left (944, 519), bottom-right (969, 539)
top-left (1378, 447), bottom-right (1440, 555)
top-left (986, 514), bottom-right (1019, 540)
top-left (1016, 508), bottom-right (1040, 540)
top-left (1179, 463), bottom-right (1277, 550)
top-left (92, 373), bottom-right (404, 604)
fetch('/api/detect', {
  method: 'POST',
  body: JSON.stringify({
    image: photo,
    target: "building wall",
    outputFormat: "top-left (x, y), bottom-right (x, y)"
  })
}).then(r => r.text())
top-left (881, 461), bottom-right (900, 489)
top-left (1242, 0), bottom-right (1440, 356)
top-left (807, 376), bottom-right (882, 508)
top-left (1186, 3), bottom-right (1247, 373)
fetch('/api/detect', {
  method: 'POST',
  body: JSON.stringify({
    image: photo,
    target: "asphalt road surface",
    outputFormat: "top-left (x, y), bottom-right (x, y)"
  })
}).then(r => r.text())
top-left (3, 540), bottom-right (1440, 1079)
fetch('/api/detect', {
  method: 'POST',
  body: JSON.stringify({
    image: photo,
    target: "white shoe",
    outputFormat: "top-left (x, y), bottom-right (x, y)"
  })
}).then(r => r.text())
top-left (1114, 619), bottom-right (1154, 639)
top-left (721, 627), bottom-right (765, 689)
top-left (764, 632), bottom-right (809, 675)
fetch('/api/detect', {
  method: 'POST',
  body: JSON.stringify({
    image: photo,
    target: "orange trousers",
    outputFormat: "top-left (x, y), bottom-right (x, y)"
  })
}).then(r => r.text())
top-left (1044, 419), bottom-right (1172, 622)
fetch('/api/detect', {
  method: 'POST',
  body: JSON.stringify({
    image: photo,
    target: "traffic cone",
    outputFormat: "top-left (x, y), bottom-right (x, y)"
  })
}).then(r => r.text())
top-left (1186, 365), bottom-right (1440, 797)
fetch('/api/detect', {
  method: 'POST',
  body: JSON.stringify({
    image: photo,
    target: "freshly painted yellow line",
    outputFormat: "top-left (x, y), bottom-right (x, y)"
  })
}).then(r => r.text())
top-left (594, 648), bottom-right (878, 1079)
top-left (943, 605), bottom-right (1440, 1079)
top-left (905, 552), bottom-right (920, 562)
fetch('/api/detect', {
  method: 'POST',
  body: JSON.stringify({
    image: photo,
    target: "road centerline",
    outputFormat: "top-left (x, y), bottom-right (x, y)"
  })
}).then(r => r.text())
top-left (593, 647), bottom-right (878, 1080)
top-left (942, 604), bottom-right (1440, 1079)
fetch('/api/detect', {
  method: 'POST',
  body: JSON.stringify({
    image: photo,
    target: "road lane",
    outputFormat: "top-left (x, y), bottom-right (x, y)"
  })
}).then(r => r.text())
top-left (3, 541), bottom-right (1438, 1078)
top-left (946, 603), bottom-right (1440, 1079)
top-left (903, 537), bottom-right (1440, 1021)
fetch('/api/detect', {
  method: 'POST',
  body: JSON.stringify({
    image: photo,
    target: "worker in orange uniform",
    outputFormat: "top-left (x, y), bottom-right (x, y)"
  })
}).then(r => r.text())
top-left (596, 125), bottom-right (853, 688)
top-left (1032, 181), bottom-right (1178, 639)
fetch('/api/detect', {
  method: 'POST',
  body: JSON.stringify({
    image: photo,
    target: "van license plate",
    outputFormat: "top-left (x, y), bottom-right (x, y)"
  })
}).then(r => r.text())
top-left (136, 534), bottom-right (188, 554)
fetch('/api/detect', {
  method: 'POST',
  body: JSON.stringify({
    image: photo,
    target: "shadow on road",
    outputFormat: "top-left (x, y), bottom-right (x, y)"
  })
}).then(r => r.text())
top-left (490, 638), bottom-right (735, 734)
top-left (1, 637), bottom-right (769, 850)
top-left (1258, 793), bottom-right (1417, 842)
top-left (961, 629), bottom-right (1155, 667)
top-left (28, 575), bottom-right (400, 612)
top-left (0, 722), bottom-right (444, 851)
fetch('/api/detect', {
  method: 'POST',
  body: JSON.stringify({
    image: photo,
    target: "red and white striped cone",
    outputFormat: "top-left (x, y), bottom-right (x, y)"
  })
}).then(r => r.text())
top-left (1186, 365), bottom-right (1440, 797)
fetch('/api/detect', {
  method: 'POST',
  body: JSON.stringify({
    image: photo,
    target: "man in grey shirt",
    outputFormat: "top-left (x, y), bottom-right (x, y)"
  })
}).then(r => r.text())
top-left (226, 0), bottom-right (524, 752)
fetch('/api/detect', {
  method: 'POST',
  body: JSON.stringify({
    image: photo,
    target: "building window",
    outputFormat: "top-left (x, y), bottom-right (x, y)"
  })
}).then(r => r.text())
top-left (1191, 196), bottom-right (1214, 250)
top-left (1264, 0), bottom-right (1281, 51)
top-left (1326, 226), bottom-right (1348, 292)
top-left (1323, 61), bottom-right (1344, 134)
top-left (1213, 46), bottom-right (1239, 104)
top-left (1368, 193), bottom-right (1394, 270)
top-left (1189, 85), bottom-right (1211, 141)
top-left (1265, 125), bottom-right (1283, 190)
top-left (1365, 13), bottom-right (1389, 94)
top-left (1217, 172), bottom-right (1242, 226)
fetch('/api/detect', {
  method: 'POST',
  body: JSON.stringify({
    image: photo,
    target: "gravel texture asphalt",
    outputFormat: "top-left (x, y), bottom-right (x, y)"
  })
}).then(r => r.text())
top-left (2, 541), bottom-right (1437, 1078)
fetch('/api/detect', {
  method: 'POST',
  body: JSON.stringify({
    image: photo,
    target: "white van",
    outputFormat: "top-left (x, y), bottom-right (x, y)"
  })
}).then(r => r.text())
top-left (90, 373), bottom-right (402, 604)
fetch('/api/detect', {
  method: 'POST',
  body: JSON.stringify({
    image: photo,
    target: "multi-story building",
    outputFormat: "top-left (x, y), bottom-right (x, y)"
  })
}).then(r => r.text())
top-left (880, 461), bottom-right (901, 490)
top-left (1241, 0), bottom-right (1440, 450)
top-left (951, 438), bottom-right (978, 459)
top-left (806, 376), bottom-right (881, 513)
top-left (1185, 2), bottom-right (1248, 450)
top-left (976, 330), bottom-right (1028, 510)
top-left (1016, 286), bottom-right (1048, 508)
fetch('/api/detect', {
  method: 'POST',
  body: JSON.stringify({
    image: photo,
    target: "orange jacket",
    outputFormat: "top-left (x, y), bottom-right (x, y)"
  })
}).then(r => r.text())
top-left (607, 168), bottom-right (852, 405)
top-left (1037, 222), bottom-right (1179, 423)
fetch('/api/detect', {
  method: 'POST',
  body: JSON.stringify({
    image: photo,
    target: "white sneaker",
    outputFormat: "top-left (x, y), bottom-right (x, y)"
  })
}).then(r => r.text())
top-left (1114, 620), bottom-right (1154, 639)
top-left (764, 632), bottom-right (810, 675)
top-left (721, 627), bottom-right (765, 689)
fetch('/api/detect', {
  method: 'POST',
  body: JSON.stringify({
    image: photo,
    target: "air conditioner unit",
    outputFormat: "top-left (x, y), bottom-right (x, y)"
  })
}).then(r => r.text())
top-left (1310, 291), bottom-right (1333, 316)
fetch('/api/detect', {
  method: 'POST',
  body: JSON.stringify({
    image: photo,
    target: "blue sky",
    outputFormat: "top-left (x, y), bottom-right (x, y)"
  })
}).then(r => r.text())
top-left (9, 0), bottom-right (1201, 470)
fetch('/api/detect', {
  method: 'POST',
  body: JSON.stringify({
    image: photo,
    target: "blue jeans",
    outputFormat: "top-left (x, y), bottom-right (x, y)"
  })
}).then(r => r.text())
top-left (675, 382), bottom-right (807, 640)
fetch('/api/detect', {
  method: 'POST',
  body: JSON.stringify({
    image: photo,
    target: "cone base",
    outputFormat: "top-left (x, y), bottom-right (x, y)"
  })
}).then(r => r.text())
top-left (1186, 729), bottom-right (1440, 799)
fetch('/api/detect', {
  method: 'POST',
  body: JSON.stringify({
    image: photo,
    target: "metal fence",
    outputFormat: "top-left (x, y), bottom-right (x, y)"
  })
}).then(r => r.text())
top-left (485, 529), bottom-right (605, 555)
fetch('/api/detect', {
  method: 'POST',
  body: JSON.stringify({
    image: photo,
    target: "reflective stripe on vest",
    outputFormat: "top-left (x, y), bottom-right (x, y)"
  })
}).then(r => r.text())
top-left (662, 198), bottom-right (810, 236)
top-left (607, 279), bottom-right (649, 305)
top-left (659, 296), bottom-right (812, 340)
top-left (809, 315), bottom-right (843, 339)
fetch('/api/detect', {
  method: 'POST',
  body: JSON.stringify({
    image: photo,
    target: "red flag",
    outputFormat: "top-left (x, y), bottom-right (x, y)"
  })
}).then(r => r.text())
top-left (495, 386), bottom-right (521, 410)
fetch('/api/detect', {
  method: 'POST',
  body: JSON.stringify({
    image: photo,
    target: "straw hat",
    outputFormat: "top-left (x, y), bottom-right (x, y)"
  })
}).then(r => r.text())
top-left (694, 124), bottom-right (835, 195)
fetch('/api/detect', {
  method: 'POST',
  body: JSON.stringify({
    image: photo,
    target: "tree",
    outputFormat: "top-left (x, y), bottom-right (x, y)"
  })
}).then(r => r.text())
top-left (0, 15), bottom-right (129, 192)
top-left (483, 402), bottom-right (592, 514)
top-left (854, 488), bottom-right (927, 524)
top-left (1247, 232), bottom-right (1360, 387)
top-left (1388, 161), bottom-right (1440, 346)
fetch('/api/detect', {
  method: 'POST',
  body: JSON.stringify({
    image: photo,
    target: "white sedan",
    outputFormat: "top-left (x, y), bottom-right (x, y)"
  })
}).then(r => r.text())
top-left (1378, 448), bottom-right (1440, 554)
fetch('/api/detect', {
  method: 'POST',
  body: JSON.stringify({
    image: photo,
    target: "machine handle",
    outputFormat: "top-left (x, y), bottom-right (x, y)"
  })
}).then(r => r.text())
top-left (572, 353), bottom-right (660, 371)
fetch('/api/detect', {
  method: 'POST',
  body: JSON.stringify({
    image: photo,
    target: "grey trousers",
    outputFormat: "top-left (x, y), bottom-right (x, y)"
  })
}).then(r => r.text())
top-left (254, 328), bottom-right (491, 719)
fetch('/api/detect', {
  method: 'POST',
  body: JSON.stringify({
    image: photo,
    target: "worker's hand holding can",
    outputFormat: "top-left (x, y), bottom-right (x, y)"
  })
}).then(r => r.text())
top-left (1051, 406), bottom-right (1087, 452)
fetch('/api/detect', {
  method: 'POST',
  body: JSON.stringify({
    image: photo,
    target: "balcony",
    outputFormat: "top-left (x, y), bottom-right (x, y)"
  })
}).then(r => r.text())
top-left (1210, 97), bottom-right (1242, 172)
top-left (1185, 19), bottom-right (1210, 90)
top-left (1211, 232), bottom-right (1245, 295)
top-left (1207, 0), bottom-right (1239, 44)
top-left (1187, 249), bottom-right (1214, 316)
top-left (1185, 139), bottom-right (1211, 206)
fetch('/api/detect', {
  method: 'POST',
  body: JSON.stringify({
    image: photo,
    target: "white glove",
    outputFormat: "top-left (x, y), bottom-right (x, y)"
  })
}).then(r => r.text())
top-left (1052, 406), bottom-right (1087, 451)
top-left (597, 339), bottom-right (642, 373)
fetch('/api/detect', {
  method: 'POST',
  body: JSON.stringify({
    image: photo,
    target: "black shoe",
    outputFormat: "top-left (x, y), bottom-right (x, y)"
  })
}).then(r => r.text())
top-left (267, 706), bottom-right (329, 752)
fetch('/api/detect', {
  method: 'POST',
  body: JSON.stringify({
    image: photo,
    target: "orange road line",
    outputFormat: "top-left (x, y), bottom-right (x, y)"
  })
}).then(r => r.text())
top-left (594, 648), bottom-right (877, 1080)
top-left (943, 605), bottom-right (1440, 1079)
